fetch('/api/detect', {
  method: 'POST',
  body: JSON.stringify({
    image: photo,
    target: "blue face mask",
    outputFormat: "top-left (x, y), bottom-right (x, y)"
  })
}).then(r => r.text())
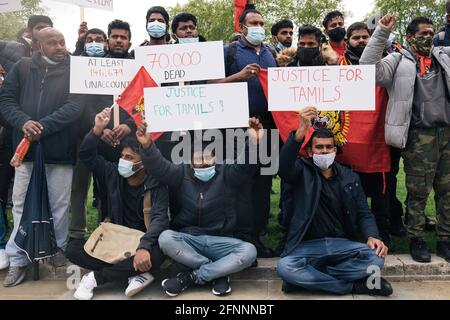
top-left (118, 159), bottom-right (142, 178)
top-left (244, 26), bottom-right (265, 46)
top-left (193, 166), bottom-right (216, 182)
top-left (147, 21), bottom-right (167, 39)
top-left (276, 42), bottom-right (288, 52)
top-left (85, 42), bottom-right (105, 57)
top-left (178, 37), bottom-right (199, 44)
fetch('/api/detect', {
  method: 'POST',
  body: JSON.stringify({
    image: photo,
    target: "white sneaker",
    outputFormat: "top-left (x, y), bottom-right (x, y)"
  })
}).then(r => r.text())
top-left (125, 272), bottom-right (154, 297)
top-left (0, 250), bottom-right (9, 270)
top-left (74, 272), bottom-right (97, 300)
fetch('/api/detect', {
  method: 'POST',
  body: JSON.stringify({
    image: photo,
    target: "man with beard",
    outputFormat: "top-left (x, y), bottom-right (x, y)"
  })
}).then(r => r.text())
top-left (270, 19), bottom-right (294, 53)
top-left (337, 22), bottom-right (395, 251)
top-left (323, 10), bottom-right (346, 57)
top-left (361, 15), bottom-right (450, 263)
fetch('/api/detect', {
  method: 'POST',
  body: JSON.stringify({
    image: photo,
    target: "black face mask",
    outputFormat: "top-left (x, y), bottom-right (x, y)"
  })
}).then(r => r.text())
top-left (328, 27), bottom-right (346, 42)
top-left (297, 47), bottom-right (322, 66)
top-left (349, 44), bottom-right (366, 58)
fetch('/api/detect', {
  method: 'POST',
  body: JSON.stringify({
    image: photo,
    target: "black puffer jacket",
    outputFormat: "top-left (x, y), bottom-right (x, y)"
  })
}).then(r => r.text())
top-left (140, 141), bottom-right (258, 236)
top-left (0, 40), bottom-right (29, 72)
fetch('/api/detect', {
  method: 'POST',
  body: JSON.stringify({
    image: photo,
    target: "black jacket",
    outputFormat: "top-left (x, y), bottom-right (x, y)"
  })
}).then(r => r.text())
top-left (279, 133), bottom-right (380, 257)
top-left (79, 131), bottom-right (170, 252)
top-left (0, 40), bottom-right (29, 73)
top-left (0, 52), bottom-right (84, 165)
top-left (140, 141), bottom-right (258, 237)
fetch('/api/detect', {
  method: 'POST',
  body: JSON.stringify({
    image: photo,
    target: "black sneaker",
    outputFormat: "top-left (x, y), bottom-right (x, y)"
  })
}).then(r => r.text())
top-left (212, 276), bottom-right (231, 296)
top-left (352, 277), bottom-right (393, 296)
top-left (437, 240), bottom-right (450, 262)
top-left (410, 237), bottom-right (431, 263)
top-left (161, 271), bottom-right (195, 297)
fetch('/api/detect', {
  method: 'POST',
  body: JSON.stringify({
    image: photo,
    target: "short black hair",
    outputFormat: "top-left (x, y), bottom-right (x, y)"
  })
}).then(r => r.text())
top-left (271, 19), bottom-right (294, 36)
top-left (322, 10), bottom-right (344, 29)
top-left (85, 28), bottom-right (107, 42)
top-left (27, 15), bottom-right (53, 29)
top-left (406, 17), bottom-right (434, 36)
top-left (146, 6), bottom-right (170, 25)
top-left (298, 24), bottom-right (323, 43)
top-left (308, 129), bottom-right (335, 148)
top-left (346, 22), bottom-right (370, 39)
top-left (239, 9), bottom-right (263, 25)
top-left (108, 19), bottom-right (131, 40)
top-left (121, 136), bottom-right (140, 154)
top-left (171, 12), bottom-right (197, 34)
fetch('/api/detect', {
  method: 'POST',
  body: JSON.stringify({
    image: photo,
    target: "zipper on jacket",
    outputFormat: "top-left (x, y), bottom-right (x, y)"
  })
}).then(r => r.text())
top-left (37, 66), bottom-right (48, 119)
top-left (198, 191), bottom-right (204, 227)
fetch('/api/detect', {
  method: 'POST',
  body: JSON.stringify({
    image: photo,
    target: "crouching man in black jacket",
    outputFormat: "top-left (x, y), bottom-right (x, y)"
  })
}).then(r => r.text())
top-left (135, 119), bottom-right (264, 297)
top-left (277, 107), bottom-right (393, 297)
top-left (67, 108), bottom-right (169, 300)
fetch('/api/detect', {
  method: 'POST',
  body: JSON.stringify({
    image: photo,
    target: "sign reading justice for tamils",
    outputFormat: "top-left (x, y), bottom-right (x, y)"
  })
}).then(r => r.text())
top-left (268, 65), bottom-right (376, 111)
top-left (70, 56), bottom-right (139, 95)
top-left (135, 41), bottom-right (225, 84)
top-left (144, 83), bottom-right (249, 133)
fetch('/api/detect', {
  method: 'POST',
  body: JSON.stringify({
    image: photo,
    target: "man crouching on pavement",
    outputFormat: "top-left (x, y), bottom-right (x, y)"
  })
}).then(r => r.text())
top-left (277, 106), bottom-right (393, 297)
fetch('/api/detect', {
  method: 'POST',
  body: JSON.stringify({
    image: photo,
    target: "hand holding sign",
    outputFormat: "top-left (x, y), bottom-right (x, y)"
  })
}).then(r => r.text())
top-left (295, 106), bottom-right (318, 142)
top-left (136, 121), bottom-right (152, 150)
top-left (379, 14), bottom-right (396, 31)
top-left (238, 63), bottom-right (261, 81)
top-left (247, 117), bottom-right (265, 145)
top-left (93, 108), bottom-right (111, 136)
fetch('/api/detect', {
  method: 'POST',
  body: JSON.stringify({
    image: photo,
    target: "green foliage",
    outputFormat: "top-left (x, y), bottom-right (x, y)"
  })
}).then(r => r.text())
top-left (169, 0), bottom-right (344, 43)
top-left (0, 0), bottom-right (45, 40)
top-left (372, 0), bottom-right (446, 44)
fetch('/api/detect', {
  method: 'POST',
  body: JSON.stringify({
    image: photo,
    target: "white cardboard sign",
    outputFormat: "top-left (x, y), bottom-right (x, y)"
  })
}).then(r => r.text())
top-left (135, 41), bottom-right (225, 84)
top-left (0, 0), bottom-right (22, 13)
top-left (52, 0), bottom-right (113, 11)
top-left (70, 56), bottom-right (138, 95)
top-left (144, 83), bottom-right (249, 132)
top-left (268, 65), bottom-right (376, 111)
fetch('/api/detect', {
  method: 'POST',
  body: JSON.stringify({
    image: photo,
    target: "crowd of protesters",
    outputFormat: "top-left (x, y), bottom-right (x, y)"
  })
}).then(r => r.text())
top-left (0, 0), bottom-right (450, 300)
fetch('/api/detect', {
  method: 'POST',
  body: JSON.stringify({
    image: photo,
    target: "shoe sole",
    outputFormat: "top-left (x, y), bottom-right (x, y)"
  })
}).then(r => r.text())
top-left (212, 287), bottom-right (232, 296)
top-left (73, 292), bottom-right (93, 300)
top-left (126, 282), bottom-right (152, 297)
top-left (0, 263), bottom-right (9, 271)
top-left (436, 253), bottom-right (450, 263)
top-left (161, 279), bottom-right (180, 297)
top-left (411, 256), bottom-right (431, 263)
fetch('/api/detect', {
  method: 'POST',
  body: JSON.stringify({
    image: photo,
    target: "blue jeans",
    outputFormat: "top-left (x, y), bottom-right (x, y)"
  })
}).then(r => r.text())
top-left (277, 238), bottom-right (385, 295)
top-left (0, 205), bottom-right (6, 250)
top-left (158, 230), bottom-right (257, 285)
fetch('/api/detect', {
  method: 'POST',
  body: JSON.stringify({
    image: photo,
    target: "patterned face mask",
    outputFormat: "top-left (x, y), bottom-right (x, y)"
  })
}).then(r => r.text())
top-left (410, 35), bottom-right (433, 56)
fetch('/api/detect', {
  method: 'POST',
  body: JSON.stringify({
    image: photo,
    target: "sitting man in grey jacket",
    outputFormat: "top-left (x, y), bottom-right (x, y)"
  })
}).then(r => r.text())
top-left (360, 15), bottom-right (450, 263)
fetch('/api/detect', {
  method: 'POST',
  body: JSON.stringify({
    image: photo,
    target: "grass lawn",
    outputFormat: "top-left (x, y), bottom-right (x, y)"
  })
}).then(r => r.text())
top-left (8, 162), bottom-right (437, 254)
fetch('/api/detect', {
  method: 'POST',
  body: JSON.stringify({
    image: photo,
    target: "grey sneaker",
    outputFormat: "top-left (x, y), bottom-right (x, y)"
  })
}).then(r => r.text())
top-left (51, 249), bottom-right (67, 268)
top-left (3, 266), bottom-right (28, 287)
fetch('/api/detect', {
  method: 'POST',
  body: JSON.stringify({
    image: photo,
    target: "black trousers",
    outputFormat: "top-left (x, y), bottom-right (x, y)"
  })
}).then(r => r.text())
top-left (358, 172), bottom-right (392, 236)
top-left (65, 239), bottom-right (165, 285)
top-left (0, 127), bottom-right (14, 214)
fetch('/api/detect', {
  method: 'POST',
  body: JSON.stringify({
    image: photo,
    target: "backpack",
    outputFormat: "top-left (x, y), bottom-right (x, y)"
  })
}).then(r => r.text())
top-left (225, 41), bottom-right (277, 77)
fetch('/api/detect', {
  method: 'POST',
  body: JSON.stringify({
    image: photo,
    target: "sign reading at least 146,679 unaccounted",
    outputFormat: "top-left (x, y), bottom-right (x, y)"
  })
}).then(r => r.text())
top-left (144, 83), bottom-right (249, 133)
top-left (268, 65), bottom-right (376, 111)
top-left (135, 41), bottom-right (225, 84)
top-left (70, 56), bottom-right (139, 95)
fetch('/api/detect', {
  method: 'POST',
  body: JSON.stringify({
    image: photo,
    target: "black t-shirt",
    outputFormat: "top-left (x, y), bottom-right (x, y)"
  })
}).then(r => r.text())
top-left (122, 183), bottom-right (146, 232)
top-left (303, 169), bottom-right (347, 241)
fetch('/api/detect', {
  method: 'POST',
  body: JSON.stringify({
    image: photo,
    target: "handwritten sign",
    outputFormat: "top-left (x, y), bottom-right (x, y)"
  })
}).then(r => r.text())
top-left (70, 56), bottom-right (138, 95)
top-left (135, 41), bottom-right (225, 84)
top-left (0, 0), bottom-right (22, 13)
top-left (144, 83), bottom-right (249, 132)
top-left (268, 65), bottom-right (376, 111)
top-left (52, 0), bottom-right (113, 11)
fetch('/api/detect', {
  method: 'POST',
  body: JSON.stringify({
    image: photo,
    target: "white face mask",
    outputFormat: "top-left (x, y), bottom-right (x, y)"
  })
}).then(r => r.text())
top-left (41, 54), bottom-right (60, 65)
top-left (313, 152), bottom-right (336, 170)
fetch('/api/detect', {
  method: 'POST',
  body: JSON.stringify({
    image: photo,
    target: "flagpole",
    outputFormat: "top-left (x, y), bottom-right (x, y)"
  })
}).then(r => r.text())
top-left (80, 6), bottom-right (85, 22)
top-left (113, 95), bottom-right (120, 127)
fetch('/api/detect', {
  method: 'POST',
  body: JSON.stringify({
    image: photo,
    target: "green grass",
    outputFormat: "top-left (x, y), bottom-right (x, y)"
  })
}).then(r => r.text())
top-left (6, 161), bottom-right (437, 254)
